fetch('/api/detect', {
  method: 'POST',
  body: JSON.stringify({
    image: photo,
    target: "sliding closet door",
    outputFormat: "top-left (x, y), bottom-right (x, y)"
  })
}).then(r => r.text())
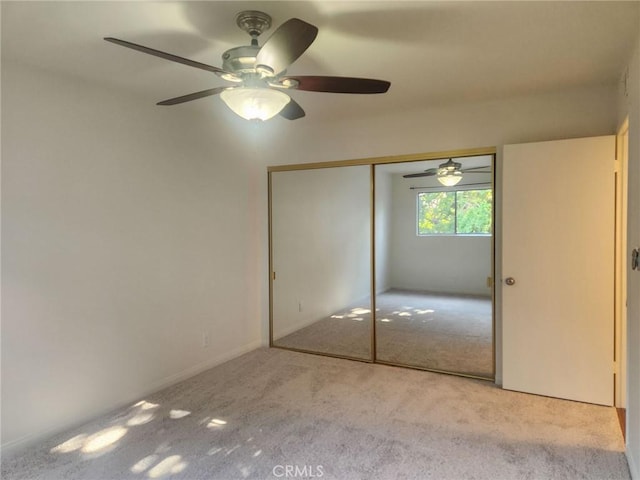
top-left (270, 166), bottom-right (372, 360)
top-left (374, 158), bottom-right (494, 378)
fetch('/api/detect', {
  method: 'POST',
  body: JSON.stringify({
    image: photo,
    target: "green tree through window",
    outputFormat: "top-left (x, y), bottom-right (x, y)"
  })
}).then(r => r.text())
top-left (417, 189), bottom-right (492, 235)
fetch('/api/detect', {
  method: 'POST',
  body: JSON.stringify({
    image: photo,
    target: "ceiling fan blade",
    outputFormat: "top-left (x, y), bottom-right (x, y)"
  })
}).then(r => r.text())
top-left (104, 37), bottom-right (231, 76)
top-left (255, 18), bottom-right (318, 75)
top-left (462, 165), bottom-right (491, 171)
top-left (403, 170), bottom-right (437, 178)
top-left (282, 76), bottom-right (391, 94)
top-left (157, 86), bottom-right (230, 106)
top-left (279, 98), bottom-right (306, 120)
top-left (462, 170), bottom-right (492, 174)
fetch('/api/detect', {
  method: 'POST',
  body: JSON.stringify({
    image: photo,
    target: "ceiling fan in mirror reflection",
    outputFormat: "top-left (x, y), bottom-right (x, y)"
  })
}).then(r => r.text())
top-left (403, 159), bottom-right (491, 186)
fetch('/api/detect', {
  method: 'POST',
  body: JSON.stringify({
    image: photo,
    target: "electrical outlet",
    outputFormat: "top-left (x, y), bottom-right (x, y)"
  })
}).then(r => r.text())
top-left (202, 332), bottom-right (210, 348)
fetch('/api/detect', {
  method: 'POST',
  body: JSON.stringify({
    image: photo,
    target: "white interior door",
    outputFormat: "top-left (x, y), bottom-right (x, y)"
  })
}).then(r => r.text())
top-left (502, 136), bottom-right (615, 405)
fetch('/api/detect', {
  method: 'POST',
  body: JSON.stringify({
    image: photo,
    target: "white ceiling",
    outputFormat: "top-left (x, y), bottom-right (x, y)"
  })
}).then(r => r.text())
top-left (3, 1), bottom-right (638, 122)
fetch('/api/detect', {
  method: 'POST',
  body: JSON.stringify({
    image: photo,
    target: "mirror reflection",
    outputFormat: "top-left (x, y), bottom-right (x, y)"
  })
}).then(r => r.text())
top-left (271, 165), bottom-right (372, 360)
top-left (374, 156), bottom-right (494, 378)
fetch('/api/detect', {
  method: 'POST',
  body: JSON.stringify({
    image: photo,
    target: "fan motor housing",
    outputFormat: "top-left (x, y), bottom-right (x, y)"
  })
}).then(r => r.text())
top-left (442, 161), bottom-right (462, 171)
top-left (222, 45), bottom-right (259, 74)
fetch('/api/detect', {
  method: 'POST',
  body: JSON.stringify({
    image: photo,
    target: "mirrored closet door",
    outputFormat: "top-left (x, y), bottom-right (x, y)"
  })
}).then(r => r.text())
top-left (374, 156), bottom-right (494, 378)
top-left (269, 150), bottom-right (495, 380)
top-left (270, 165), bottom-right (372, 361)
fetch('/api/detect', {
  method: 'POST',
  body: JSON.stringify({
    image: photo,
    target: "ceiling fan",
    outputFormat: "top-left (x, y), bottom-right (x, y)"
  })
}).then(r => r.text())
top-left (403, 159), bottom-right (491, 186)
top-left (105, 10), bottom-right (391, 121)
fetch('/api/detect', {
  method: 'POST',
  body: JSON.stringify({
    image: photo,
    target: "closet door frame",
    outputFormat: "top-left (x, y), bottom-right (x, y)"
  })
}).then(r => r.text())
top-left (268, 146), bottom-right (496, 380)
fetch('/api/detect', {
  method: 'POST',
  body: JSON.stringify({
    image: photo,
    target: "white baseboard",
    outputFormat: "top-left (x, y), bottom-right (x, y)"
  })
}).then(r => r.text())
top-left (273, 315), bottom-right (320, 340)
top-left (151, 339), bottom-right (262, 392)
top-left (0, 340), bottom-right (262, 460)
top-left (628, 450), bottom-right (639, 480)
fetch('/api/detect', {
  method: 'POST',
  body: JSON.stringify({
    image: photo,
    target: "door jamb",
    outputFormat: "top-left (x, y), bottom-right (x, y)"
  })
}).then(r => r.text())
top-left (615, 117), bottom-right (629, 409)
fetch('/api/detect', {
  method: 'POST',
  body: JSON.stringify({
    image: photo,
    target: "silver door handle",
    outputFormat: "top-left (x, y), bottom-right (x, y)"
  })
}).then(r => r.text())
top-left (505, 277), bottom-right (516, 286)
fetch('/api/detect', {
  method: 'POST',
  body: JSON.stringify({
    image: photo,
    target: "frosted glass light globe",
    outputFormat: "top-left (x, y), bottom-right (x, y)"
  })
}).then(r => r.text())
top-left (220, 88), bottom-right (290, 121)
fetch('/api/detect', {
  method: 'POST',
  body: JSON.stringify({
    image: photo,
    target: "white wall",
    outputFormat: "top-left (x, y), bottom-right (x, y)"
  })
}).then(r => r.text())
top-left (263, 86), bottom-right (618, 167)
top-left (271, 166), bottom-right (371, 339)
top-left (619, 30), bottom-right (640, 480)
top-left (388, 174), bottom-right (492, 296)
top-left (261, 84), bottom-right (619, 385)
top-left (1, 61), bottom-right (266, 453)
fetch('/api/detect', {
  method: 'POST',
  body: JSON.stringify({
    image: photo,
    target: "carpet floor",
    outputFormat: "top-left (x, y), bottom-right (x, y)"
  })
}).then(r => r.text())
top-left (274, 289), bottom-right (493, 378)
top-left (2, 348), bottom-right (628, 480)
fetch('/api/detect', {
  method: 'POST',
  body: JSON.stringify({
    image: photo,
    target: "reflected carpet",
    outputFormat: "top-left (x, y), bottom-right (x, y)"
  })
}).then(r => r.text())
top-left (274, 289), bottom-right (493, 378)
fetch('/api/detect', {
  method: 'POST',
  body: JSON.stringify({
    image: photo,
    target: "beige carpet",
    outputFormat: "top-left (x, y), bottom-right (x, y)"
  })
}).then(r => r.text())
top-left (2, 348), bottom-right (628, 480)
top-left (274, 289), bottom-right (493, 378)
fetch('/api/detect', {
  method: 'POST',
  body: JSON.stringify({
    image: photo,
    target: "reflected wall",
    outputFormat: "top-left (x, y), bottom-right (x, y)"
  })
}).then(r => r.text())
top-left (270, 165), bottom-right (372, 360)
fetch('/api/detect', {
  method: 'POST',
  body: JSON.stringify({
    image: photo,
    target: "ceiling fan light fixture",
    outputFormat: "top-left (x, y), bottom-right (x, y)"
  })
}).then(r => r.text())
top-left (437, 170), bottom-right (463, 186)
top-left (280, 78), bottom-right (299, 88)
top-left (220, 73), bottom-right (243, 83)
top-left (256, 64), bottom-right (275, 77)
top-left (220, 87), bottom-right (291, 121)
top-left (105, 11), bottom-right (390, 119)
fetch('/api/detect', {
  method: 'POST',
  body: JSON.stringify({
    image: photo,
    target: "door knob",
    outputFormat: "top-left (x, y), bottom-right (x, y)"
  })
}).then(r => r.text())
top-left (505, 277), bottom-right (516, 286)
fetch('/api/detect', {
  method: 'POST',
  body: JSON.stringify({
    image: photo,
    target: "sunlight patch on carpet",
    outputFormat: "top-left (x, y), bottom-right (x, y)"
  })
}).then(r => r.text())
top-left (169, 409), bottom-right (191, 419)
top-left (127, 412), bottom-right (154, 426)
top-left (50, 434), bottom-right (87, 453)
top-left (131, 454), bottom-right (158, 474)
top-left (81, 426), bottom-right (127, 454)
top-left (134, 401), bottom-right (159, 410)
top-left (207, 418), bottom-right (227, 429)
top-left (147, 455), bottom-right (186, 478)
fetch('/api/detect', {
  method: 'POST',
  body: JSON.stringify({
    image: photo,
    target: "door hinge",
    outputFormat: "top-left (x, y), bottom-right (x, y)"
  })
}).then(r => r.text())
top-left (272, 271), bottom-right (276, 280)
